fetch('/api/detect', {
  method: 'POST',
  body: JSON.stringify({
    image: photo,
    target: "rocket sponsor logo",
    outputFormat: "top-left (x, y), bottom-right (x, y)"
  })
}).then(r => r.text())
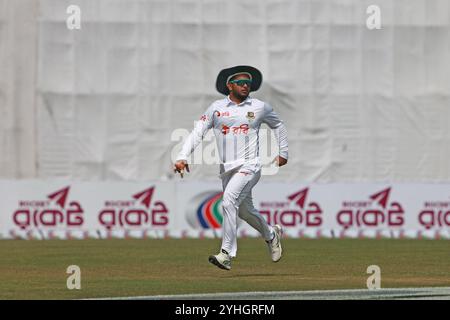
top-left (259, 187), bottom-right (323, 227)
top-left (98, 187), bottom-right (169, 230)
top-left (418, 201), bottom-right (450, 230)
top-left (186, 192), bottom-right (223, 229)
top-left (336, 187), bottom-right (404, 230)
top-left (12, 186), bottom-right (84, 230)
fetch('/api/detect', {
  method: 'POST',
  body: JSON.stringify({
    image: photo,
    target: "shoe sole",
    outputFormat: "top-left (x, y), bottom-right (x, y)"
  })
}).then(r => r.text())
top-left (208, 255), bottom-right (231, 270)
top-left (272, 225), bottom-right (283, 263)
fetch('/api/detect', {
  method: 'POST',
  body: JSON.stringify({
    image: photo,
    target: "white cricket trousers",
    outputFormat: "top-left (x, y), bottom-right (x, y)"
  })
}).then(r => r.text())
top-left (220, 164), bottom-right (274, 257)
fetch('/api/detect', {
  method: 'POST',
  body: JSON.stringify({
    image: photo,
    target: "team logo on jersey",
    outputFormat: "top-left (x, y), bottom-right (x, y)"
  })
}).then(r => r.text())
top-left (246, 111), bottom-right (255, 121)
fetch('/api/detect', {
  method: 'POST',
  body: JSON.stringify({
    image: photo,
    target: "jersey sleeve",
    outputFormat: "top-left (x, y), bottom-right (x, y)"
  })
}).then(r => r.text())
top-left (262, 103), bottom-right (289, 160)
top-left (176, 104), bottom-right (215, 161)
top-left (262, 103), bottom-right (283, 129)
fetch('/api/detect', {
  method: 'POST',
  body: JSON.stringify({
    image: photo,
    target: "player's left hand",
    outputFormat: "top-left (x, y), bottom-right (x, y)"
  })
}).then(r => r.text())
top-left (273, 156), bottom-right (288, 167)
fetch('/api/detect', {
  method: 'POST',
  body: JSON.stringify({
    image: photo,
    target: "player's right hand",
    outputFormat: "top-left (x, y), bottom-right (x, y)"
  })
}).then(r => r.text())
top-left (173, 160), bottom-right (190, 178)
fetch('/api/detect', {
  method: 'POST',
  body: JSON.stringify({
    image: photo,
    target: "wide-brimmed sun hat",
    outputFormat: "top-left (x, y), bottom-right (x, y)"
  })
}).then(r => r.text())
top-left (216, 65), bottom-right (263, 95)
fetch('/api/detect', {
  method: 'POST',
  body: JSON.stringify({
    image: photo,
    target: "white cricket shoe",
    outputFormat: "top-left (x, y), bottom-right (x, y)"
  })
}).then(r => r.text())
top-left (267, 225), bottom-right (283, 262)
top-left (208, 249), bottom-right (232, 270)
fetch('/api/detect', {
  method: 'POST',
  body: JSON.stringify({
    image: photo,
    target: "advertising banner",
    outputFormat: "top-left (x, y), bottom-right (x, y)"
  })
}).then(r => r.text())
top-left (0, 181), bottom-right (175, 239)
top-left (0, 180), bottom-right (449, 239)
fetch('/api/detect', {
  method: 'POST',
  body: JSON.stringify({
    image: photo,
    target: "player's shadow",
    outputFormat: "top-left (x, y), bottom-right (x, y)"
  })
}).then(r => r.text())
top-left (222, 273), bottom-right (302, 278)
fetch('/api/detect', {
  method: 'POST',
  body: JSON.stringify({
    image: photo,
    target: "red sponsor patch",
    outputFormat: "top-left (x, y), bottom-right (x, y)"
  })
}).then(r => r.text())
top-left (221, 124), bottom-right (230, 135)
top-left (215, 111), bottom-right (230, 117)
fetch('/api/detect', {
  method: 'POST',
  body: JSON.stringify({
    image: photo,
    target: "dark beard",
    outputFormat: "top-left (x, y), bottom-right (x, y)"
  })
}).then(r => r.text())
top-left (233, 90), bottom-right (249, 101)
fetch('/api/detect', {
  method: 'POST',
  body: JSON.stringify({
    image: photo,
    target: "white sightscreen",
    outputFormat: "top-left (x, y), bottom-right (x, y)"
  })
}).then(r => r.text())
top-left (0, 0), bottom-right (37, 178)
top-left (2, 0), bottom-right (450, 182)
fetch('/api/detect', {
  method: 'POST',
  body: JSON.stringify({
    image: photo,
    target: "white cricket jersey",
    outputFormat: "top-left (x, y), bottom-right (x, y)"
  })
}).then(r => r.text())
top-left (177, 96), bottom-right (289, 174)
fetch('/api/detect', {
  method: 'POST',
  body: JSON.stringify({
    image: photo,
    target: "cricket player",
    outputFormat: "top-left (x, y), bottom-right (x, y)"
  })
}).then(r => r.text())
top-left (173, 65), bottom-right (289, 270)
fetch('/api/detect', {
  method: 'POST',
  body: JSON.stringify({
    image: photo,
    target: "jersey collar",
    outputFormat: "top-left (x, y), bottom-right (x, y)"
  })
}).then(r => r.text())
top-left (226, 95), bottom-right (252, 107)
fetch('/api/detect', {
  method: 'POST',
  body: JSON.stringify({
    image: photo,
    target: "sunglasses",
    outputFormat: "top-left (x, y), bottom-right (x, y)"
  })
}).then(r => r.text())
top-left (229, 79), bottom-right (252, 87)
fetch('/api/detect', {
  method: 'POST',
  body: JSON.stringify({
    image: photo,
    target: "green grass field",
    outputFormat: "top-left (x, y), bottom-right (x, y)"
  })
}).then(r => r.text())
top-left (0, 238), bottom-right (449, 299)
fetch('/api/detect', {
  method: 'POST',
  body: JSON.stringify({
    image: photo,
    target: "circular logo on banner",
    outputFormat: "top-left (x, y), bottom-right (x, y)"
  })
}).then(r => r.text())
top-left (186, 192), bottom-right (224, 229)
